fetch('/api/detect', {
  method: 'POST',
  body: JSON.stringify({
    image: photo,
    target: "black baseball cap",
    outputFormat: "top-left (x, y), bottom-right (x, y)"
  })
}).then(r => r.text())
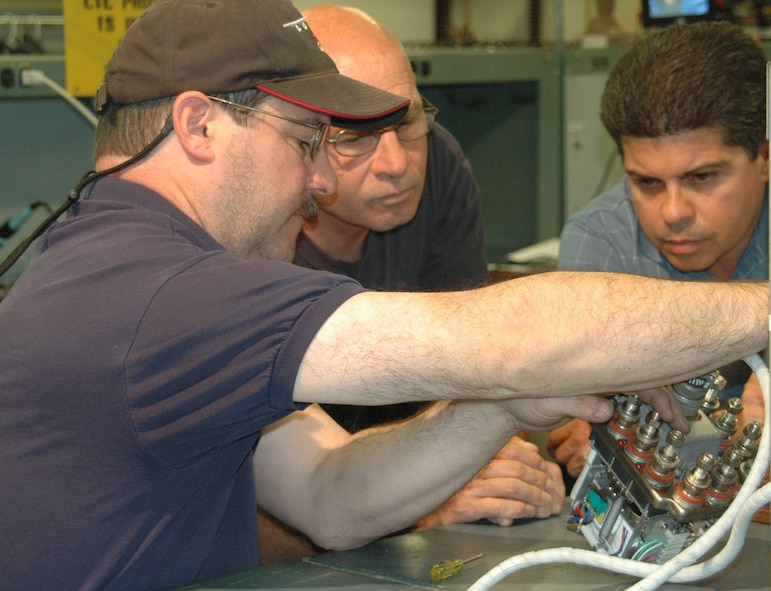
top-left (93, 0), bottom-right (410, 129)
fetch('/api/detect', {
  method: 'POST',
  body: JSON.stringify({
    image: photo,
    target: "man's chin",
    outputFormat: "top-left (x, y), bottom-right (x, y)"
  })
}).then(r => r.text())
top-left (367, 205), bottom-right (420, 232)
top-left (665, 255), bottom-right (713, 274)
top-left (367, 216), bottom-right (414, 233)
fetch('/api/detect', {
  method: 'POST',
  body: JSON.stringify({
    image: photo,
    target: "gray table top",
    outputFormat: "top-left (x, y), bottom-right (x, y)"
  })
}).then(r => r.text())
top-left (170, 504), bottom-right (770, 591)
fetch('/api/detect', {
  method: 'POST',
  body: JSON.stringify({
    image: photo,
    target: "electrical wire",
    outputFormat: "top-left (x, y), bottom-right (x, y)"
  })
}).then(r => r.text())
top-left (631, 537), bottom-right (666, 563)
top-left (0, 68), bottom-right (102, 278)
top-left (466, 353), bottom-right (770, 591)
top-left (29, 71), bottom-right (98, 128)
top-left (626, 353), bottom-right (770, 591)
top-left (0, 115), bottom-right (174, 278)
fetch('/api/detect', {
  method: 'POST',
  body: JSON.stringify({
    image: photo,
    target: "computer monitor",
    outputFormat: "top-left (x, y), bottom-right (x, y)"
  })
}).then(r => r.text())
top-left (641, 0), bottom-right (714, 29)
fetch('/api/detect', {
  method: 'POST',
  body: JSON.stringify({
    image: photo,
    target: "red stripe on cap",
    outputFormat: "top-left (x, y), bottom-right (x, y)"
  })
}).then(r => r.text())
top-left (257, 85), bottom-right (408, 119)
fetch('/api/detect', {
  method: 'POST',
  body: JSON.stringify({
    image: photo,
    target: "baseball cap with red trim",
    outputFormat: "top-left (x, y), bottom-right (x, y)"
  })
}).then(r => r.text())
top-left (93, 0), bottom-right (410, 130)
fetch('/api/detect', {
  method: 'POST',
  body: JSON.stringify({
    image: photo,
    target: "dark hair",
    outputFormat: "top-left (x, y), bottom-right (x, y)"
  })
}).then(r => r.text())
top-left (601, 21), bottom-right (766, 160)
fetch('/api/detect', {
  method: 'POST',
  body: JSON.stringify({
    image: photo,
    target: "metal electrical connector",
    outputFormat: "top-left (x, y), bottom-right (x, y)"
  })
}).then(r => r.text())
top-left (0, 55), bottom-right (65, 98)
top-left (465, 354), bottom-right (770, 591)
top-left (19, 67), bottom-right (45, 86)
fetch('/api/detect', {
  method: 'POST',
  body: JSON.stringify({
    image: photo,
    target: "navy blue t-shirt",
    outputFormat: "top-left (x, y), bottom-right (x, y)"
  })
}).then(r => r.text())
top-left (0, 177), bottom-right (364, 590)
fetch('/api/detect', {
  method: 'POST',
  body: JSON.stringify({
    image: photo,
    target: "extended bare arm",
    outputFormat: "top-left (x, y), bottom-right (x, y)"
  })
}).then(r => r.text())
top-left (295, 272), bottom-right (767, 404)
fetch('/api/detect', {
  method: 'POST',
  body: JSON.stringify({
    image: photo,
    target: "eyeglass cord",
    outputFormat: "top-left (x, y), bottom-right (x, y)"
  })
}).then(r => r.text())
top-left (0, 115), bottom-right (175, 279)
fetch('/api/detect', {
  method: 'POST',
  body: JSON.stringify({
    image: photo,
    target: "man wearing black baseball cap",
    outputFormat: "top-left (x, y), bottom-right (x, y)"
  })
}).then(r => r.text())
top-left (93, 0), bottom-right (409, 125)
top-left (0, 1), bottom-right (767, 590)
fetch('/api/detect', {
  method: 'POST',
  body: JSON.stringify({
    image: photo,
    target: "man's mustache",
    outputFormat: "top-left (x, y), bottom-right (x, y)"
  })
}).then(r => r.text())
top-left (298, 197), bottom-right (319, 219)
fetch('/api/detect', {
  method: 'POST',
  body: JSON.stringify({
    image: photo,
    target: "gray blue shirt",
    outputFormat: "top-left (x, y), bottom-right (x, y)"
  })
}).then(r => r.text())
top-left (559, 176), bottom-right (767, 398)
top-left (559, 177), bottom-right (768, 281)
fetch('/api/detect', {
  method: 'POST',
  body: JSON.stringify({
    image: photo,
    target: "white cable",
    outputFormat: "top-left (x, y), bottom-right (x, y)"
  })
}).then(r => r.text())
top-left (39, 73), bottom-right (98, 128)
top-left (625, 353), bottom-right (769, 590)
top-left (20, 69), bottom-right (98, 128)
top-left (680, 479), bottom-right (771, 579)
top-left (466, 479), bottom-right (771, 591)
top-left (466, 354), bottom-right (770, 591)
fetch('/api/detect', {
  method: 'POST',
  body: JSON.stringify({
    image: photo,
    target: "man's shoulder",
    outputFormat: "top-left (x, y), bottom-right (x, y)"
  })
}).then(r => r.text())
top-left (565, 180), bottom-right (636, 232)
top-left (423, 123), bottom-right (478, 207)
top-left (559, 179), bottom-right (659, 273)
top-left (428, 123), bottom-right (463, 159)
top-left (574, 180), bottom-right (632, 214)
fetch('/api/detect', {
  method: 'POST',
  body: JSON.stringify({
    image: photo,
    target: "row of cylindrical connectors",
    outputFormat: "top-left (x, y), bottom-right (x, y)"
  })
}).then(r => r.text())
top-left (607, 394), bottom-right (762, 509)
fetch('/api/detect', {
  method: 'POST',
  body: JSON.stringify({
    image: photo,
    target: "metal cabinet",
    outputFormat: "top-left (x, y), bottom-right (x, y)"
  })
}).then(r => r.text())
top-left (408, 46), bottom-right (562, 261)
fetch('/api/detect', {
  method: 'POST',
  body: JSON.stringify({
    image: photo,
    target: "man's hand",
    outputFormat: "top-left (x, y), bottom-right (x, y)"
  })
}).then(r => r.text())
top-left (547, 419), bottom-right (592, 478)
top-left (545, 386), bottom-right (690, 478)
top-left (412, 436), bottom-right (564, 530)
top-left (499, 393), bottom-right (615, 432)
top-left (738, 373), bottom-right (765, 430)
top-left (631, 386), bottom-right (689, 432)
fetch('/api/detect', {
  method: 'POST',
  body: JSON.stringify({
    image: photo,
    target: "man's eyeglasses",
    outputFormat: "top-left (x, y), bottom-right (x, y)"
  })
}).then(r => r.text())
top-left (326, 96), bottom-right (439, 158)
top-left (208, 95), bottom-right (329, 161)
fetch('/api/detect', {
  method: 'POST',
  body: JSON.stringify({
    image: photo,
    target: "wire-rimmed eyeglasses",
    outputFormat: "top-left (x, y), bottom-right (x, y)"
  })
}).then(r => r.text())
top-left (207, 95), bottom-right (329, 161)
top-left (326, 96), bottom-right (439, 158)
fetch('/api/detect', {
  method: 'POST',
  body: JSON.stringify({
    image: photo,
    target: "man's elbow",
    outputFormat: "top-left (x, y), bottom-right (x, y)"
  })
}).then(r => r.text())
top-left (305, 524), bottom-right (377, 552)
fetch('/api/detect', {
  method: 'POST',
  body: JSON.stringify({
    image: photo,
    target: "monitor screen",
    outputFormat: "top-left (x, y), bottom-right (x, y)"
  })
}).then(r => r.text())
top-left (642, 0), bottom-right (714, 29)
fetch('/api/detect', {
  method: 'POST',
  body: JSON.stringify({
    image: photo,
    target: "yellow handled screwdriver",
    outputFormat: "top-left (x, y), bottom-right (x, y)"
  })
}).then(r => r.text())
top-left (429, 552), bottom-right (486, 581)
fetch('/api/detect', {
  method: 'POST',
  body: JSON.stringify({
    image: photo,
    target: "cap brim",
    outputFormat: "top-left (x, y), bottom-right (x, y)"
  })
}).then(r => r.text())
top-left (258, 72), bottom-right (410, 130)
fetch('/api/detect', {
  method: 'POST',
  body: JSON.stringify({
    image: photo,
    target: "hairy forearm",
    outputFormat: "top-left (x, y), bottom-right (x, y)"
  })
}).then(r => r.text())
top-left (296, 272), bottom-right (767, 403)
top-left (254, 402), bottom-right (518, 550)
top-left (488, 272), bottom-right (767, 395)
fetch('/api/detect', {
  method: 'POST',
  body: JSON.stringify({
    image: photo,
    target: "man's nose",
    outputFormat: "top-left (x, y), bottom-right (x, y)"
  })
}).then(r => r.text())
top-left (308, 146), bottom-right (339, 197)
top-left (660, 186), bottom-right (695, 230)
top-left (370, 130), bottom-right (409, 176)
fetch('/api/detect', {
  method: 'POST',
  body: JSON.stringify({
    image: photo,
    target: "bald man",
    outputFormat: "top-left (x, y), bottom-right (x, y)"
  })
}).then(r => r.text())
top-left (297, 6), bottom-right (488, 289)
top-left (255, 5), bottom-right (565, 564)
top-left (297, 5), bottom-right (490, 431)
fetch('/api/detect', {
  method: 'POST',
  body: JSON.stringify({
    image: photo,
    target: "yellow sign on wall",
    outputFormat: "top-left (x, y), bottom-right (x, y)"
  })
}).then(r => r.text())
top-left (63, 0), bottom-right (156, 97)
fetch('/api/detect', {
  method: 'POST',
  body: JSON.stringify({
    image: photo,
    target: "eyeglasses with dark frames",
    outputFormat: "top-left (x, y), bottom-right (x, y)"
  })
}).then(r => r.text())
top-left (207, 95), bottom-right (329, 161)
top-left (326, 96), bottom-right (439, 158)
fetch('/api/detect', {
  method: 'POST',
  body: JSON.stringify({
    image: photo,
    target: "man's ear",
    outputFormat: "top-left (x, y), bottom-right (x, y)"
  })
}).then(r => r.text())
top-left (760, 140), bottom-right (770, 182)
top-left (171, 91), bottom-right (219, 163)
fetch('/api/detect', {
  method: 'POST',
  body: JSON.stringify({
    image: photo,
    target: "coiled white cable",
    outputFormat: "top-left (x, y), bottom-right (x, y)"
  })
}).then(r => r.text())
top-left (626, 353), bottom-right (770, 590)
top-left (466, 354), bottom-right (770, 591)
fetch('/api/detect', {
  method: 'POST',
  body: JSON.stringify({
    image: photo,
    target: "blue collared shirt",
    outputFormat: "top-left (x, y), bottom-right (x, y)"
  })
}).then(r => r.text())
top-left (559, 176), bottom-right (768, 281)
